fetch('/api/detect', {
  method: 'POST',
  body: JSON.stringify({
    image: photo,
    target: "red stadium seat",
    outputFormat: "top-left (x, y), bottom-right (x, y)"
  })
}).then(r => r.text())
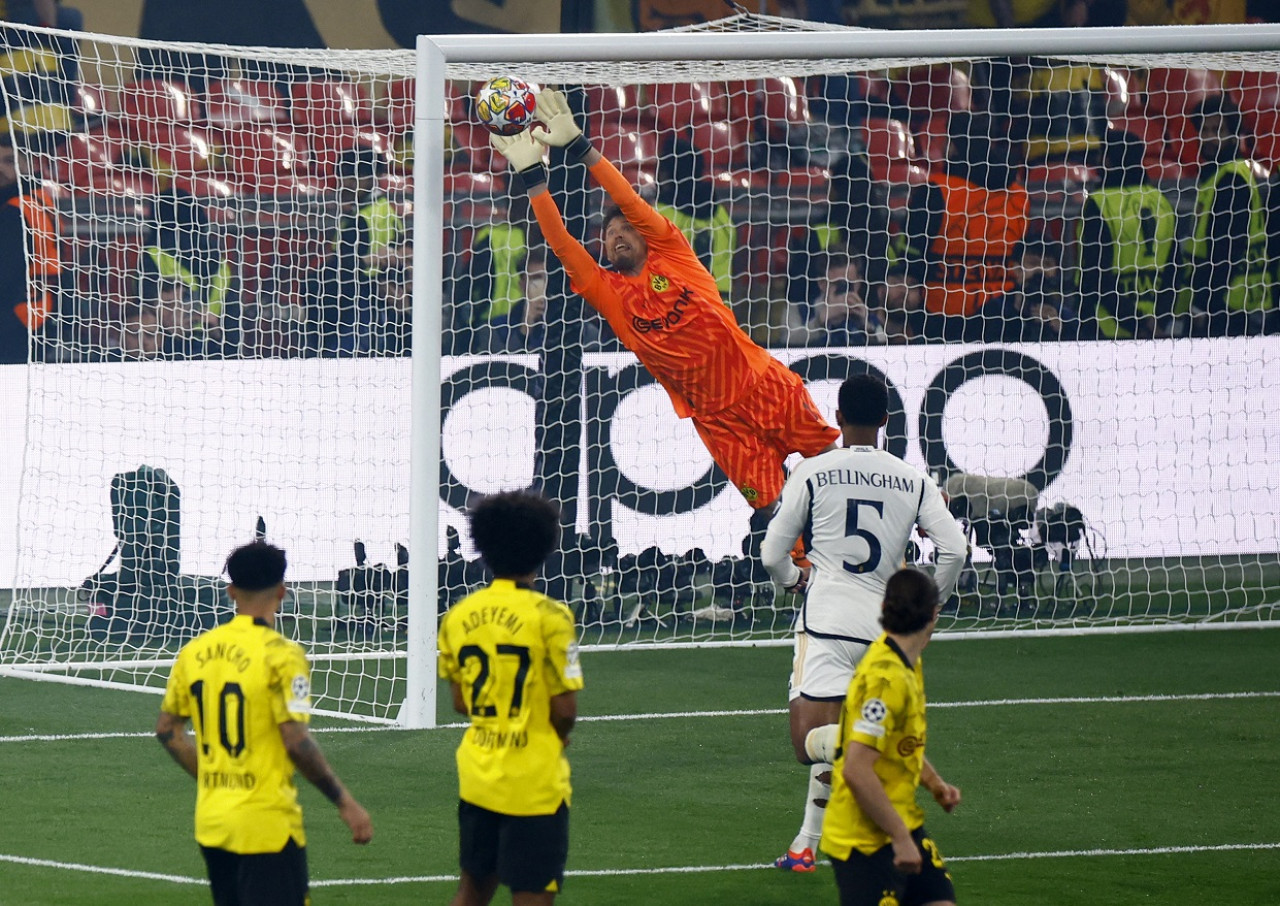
top-left (72, 82), bottom-right (107, 120)
top-left (1144, 67), bottom-right (1222, 117)
top-left (596, 126), bottom-right (656, 186)
top-left (304, 128), bottom-right (393, 177)
top-left (116, 78), bottom-right (200, 141)
top-left (855, 71), bottom-right (893, 106)
top-left (915, 114), bottom-right (951, 167)
top-left (1103, 67), bottom-right (1137, 120)
top-left (213, 125), bottom-right (308, 183)
top-left (649, 82), bottom-right (729, 132)
top-left (688, 119), bottom-right (751, 173)
top-left (148, 126), bottom-right (218, 180)
top-left (892, 65), bottom-right (972, 124)
top-left (289, 78), bottom-right (374, 131)
top-left (585, 84), bottom-right (643, 134)
top-left (53, 130), bottom-right (122, 185)
top-left (861, 118), bottom-right (926, 196)
top-left (205, 78), bottom-right (287, 127)
top-left (1247, 109), bottom-right (1280, 168)
top-left (756, 76), bottom-right (812, 143)
top-left (383, 77), bottom-right (415, 132)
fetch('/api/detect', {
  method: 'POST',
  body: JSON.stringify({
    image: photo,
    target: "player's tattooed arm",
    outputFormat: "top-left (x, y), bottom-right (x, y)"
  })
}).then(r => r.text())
top-left (280, 721), bottom-right (346, 804)
top-left (155, 710), bottom-right (198, 778)
top-left (280, 720), bottom-right (374, 843)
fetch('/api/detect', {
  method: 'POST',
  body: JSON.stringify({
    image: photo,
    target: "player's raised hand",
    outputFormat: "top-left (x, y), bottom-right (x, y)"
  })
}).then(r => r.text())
top-left (490, 130), bottom-right (545, 172)
top-left (531, 88), bottom-right (582, 148)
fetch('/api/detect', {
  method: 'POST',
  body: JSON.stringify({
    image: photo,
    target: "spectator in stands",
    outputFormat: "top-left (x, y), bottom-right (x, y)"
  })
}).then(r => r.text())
top-left (459, 186), bottom-right (534, 346)
top-left (145, 275), bottom-right (226, 358)
top-left (0, 2), bottom-right (84, 123)
top-left (0, 132), bottom-right (60, 364)
top-left (900, 113), bottom-right (1029, 342)
top-left (474, 254), bottom-right (551, 354)
top-left (1183, 95), bottom-right (1278, 336)
top-left (143, 191), bottom-right (235, 353)
top-left (113, 301), bottom-right (163, 361)
top-left (783, 252), bottom-right (885, 347)
top-left (878, 265), bottom-right (928, 345)
top-left (373, 263), bottom-right (412, 356)
top-left (987, 234), bottom-right (1080, 341)
top-left (788, 151), bottom-right (893, 312)
top-left (310, 146), bottom-right (410, 356)
top-left (1077, 129), bottom-right (1179, 340)
top-left (653, 136), bottom-right (737, 305)
top-left (1012, 61), bottom-right (1109, 167)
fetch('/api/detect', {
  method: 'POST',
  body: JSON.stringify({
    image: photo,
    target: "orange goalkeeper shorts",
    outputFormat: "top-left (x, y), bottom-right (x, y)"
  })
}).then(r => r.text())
top-left (692, 359), bottom-right (838, 509)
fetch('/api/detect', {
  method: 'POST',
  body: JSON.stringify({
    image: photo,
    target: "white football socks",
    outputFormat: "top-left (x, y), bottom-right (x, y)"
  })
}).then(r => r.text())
top-left (789, 762), bottom-right (832, 853)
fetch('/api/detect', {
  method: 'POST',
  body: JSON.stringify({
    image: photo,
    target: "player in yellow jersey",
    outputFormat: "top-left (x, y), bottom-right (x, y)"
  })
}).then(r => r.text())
top-left (439, 490), bottom-right (585, 906)
top-left (156, 541), bottom-right (373, 906)
top-left (822, 568), bottom-right (962, 906)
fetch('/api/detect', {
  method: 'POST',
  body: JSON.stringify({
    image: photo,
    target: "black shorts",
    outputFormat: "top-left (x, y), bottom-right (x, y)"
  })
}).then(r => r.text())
top-left (830, 826), bottom-right (955, 906)
top-left (458, 799), bottom-right (569, 894)
top-left (200, 838), bottom-right (309, 906)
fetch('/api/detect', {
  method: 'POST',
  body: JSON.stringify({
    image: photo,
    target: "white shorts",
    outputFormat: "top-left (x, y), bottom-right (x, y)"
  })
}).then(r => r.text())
top-left (788, 632), bottom-right (870, 702)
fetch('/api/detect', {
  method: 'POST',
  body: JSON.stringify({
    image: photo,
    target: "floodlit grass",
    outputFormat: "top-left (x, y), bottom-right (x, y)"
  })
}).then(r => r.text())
top-left (1, 628), bottom-right (1278, 904)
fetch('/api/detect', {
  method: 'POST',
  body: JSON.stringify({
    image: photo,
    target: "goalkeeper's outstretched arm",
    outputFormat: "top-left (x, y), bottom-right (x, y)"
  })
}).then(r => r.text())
top-left (489, 128), bottom-right (604, 301)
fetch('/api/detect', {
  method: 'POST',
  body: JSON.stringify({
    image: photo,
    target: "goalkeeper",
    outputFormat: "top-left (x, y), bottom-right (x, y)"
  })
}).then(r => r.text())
top-left (491, 90), bottom-right (839, 522)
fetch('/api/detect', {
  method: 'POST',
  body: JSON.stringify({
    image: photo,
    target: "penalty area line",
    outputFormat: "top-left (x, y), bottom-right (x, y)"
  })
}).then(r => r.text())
top-left (4, 842), bottom-right (1277, 888)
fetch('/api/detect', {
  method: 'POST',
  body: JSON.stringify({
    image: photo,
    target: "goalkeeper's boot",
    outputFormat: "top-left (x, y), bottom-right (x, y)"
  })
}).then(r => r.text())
top-left (774, 847), bottom-right (816, 872)
top-left (790, 538), bottom-right (811, 570)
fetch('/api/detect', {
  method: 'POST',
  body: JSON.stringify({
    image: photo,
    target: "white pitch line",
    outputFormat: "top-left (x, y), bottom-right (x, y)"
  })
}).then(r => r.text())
top-left (4, 690), bottom-right (1279, 743)
top-left (0, 853), bottom-right (205, 885)
top-left (4, 842), bottom-right (1278, 889)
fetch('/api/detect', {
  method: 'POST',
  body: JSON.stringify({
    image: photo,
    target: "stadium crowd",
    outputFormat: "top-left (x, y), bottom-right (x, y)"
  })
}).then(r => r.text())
top-left (1, 10), bottom-right (1279, 362)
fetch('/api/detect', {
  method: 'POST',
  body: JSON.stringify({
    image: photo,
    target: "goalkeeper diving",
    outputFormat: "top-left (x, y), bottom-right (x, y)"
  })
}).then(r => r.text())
top-left (490, 89), bottom-right (839, 524)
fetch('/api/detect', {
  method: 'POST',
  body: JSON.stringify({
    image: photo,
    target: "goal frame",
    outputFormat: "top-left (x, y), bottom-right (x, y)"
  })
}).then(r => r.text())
top-left (407, 22), bottom-right (1280, 727)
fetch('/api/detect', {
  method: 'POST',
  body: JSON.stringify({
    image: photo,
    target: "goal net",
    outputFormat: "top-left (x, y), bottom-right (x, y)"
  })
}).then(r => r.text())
top-left (0, 16), bottom-right (1277, 725)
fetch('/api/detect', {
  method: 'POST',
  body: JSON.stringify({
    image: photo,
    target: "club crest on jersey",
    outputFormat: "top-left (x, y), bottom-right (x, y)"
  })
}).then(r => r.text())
top-left (650, 273), bottom-right (670, 292)
top-left (740, 486), bottom-right (759, 502)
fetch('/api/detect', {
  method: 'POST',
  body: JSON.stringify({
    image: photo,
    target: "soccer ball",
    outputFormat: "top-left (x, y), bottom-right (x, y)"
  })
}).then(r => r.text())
top-left (475, 77), bottom-right (537, 136)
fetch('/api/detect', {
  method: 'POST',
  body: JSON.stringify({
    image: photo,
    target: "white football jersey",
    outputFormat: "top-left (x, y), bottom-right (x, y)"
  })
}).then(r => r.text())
top-left (762, 445), bottom-right (967, 642)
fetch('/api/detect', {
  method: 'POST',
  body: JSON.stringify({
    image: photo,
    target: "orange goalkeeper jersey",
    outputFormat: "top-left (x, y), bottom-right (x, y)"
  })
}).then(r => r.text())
top-left (531, 157), bottom-right (771, 418)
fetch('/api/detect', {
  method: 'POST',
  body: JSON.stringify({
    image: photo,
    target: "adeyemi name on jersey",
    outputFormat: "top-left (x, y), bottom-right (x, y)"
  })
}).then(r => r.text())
top-left (631, 285), bottom-right (694, 333)
top-left (812, 469), bottom-right (916, 494)
top-left (459, 605), bottom-right (525, 637)
top-left (194, 642), bottom-right (251, 673)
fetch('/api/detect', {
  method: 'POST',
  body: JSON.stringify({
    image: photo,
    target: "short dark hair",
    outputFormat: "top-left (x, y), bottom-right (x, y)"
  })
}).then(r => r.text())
top-left (469, 490), bottom-right (561, 578)
top-left (335, 146), bottom-right (386, 181)
top-left (880, 568), bottom-right (940, 634)
top-left (1190, 94), bottom-right (1244, 137)
top-left (602, 203), bottom-right (627, 232)
top-left (225, 541), bottom-right (287, 591)
top-left (838, 373), bottom-right (889, 427)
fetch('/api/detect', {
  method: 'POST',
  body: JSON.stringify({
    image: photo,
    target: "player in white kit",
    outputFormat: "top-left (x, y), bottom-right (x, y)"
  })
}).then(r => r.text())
top-left (762, 373), bottom-right (967, 872)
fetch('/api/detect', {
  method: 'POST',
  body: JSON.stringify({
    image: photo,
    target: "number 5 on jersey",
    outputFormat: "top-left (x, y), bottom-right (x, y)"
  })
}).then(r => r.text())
top-left (844, 497), bottom-right (885, 575)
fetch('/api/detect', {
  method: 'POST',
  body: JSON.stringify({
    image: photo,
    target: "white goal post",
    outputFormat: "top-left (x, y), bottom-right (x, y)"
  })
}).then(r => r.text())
top-left (0, 18), bottom-right (1277, 728)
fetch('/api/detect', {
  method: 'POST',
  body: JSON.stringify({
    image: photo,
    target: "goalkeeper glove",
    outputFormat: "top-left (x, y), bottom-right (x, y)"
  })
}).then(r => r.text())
top-left (490, 131), bottom-right (548, 189)
top-left (532, 88), bottom-right (593, 161)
